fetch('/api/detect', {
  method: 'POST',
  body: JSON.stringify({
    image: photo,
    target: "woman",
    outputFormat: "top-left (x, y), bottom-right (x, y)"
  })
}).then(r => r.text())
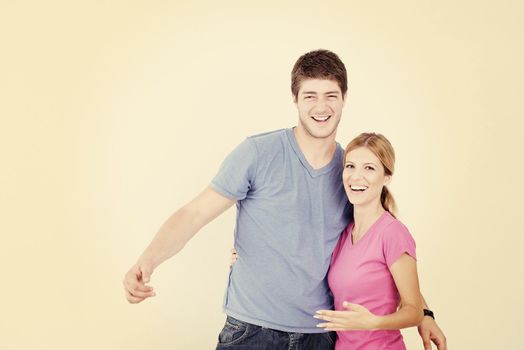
top-left (314, 132), bottom-right (423, 349)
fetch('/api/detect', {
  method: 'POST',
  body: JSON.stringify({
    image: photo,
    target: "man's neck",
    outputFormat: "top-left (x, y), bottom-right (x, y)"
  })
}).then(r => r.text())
top-left (293, 126), bottom-right (337, 170)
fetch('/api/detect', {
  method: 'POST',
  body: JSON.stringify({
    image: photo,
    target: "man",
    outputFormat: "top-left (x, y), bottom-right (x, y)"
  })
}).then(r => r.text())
top-left (123, 50), bottom-right (447, 350)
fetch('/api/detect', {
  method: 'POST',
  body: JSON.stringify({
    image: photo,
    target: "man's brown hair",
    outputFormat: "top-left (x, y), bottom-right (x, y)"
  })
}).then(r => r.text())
top-left (291, 49), bottom-right (348, 99)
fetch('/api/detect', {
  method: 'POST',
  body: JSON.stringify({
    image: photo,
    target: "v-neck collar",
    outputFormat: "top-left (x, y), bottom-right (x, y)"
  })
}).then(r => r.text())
top-left (285, 128), bottom-right (342, 178)
top-left (349, 211), bottom-right (391, 246)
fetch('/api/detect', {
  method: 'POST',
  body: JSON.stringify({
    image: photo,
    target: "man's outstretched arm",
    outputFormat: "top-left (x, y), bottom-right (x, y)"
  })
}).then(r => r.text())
top-left (122, 186), bottom-right (235, 304)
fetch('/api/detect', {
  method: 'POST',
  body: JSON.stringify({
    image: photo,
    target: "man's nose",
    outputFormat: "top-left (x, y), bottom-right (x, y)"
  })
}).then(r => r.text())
top-left (313, 99), bottom-right (329, 113)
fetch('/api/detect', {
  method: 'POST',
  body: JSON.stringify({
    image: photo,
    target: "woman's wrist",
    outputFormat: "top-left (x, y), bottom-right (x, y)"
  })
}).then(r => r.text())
top-left (370, 314), bottom-right (383, 330)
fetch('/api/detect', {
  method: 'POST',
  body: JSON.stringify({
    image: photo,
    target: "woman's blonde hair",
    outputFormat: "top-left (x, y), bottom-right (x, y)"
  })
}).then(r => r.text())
top-left (344, 132), bottom-right (397, 217)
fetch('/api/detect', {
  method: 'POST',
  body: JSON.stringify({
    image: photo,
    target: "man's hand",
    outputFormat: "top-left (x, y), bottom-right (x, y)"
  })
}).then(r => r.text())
top-left (418, 316), bottom-right (447, 350)
top-left (123, 261), bottom-right (156, 304)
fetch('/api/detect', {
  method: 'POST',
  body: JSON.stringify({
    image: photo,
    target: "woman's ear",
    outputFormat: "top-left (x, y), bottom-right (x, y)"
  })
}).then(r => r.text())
top-left (384, 175), bottom-right (392, 187)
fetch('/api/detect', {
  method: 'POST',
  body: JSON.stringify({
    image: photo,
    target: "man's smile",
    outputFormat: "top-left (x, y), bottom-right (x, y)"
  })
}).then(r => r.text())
top-left (311, 115), bottom-right (331, 122)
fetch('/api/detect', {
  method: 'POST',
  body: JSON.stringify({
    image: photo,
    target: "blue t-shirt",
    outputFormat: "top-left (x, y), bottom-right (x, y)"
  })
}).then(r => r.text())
top-left (210, 128), bottom-right (352, 332)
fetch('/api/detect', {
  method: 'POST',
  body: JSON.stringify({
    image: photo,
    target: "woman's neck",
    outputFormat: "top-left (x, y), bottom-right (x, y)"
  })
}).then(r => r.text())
top-left (352, 201), bottom-right (386, 242)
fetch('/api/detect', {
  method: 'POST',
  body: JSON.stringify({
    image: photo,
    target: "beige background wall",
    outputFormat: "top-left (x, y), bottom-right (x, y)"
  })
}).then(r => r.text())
top-left (1, 0), bottom-right (523, 349)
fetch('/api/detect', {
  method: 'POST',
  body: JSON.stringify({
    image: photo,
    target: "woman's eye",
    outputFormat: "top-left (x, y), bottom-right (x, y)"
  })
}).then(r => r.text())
top-left (365, 166), bottom-right (375, 171)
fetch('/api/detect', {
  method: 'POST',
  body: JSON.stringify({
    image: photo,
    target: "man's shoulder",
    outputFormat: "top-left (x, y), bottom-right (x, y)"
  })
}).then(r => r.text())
top-left (246, 128), bottom-right (287, 141)
top-left (245, 128), bottom-right (289, 150)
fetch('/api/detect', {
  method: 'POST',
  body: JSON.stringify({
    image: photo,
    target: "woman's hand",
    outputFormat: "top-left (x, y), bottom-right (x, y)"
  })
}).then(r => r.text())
top-left (229, 248), bottom-right (238, 268)
top-left (418, 316), bottom-right (447, 350)
top-left (315, 301), bottom-right (379, 331)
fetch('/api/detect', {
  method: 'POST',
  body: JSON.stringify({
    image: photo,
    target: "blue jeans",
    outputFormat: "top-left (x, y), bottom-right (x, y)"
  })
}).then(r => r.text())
top-left (215, 316), bottom-right (336, 350)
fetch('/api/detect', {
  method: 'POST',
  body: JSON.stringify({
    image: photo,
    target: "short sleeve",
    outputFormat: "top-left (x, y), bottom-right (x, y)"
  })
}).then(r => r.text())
top-left (210, 138), bottom-right (257, 201)
top-left (382, 220), bottom-right (417, 268)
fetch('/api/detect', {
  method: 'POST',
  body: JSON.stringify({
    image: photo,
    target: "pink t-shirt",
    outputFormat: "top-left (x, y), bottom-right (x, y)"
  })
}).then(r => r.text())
top-left (327, 211), bottom-right (417, 350)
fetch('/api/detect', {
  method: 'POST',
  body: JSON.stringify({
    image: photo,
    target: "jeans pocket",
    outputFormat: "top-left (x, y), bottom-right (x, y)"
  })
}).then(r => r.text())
top-left (217, 317), bottom-right (249, 346)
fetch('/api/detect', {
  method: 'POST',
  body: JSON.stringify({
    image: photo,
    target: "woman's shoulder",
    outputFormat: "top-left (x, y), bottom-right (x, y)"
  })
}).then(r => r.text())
top-left (380, 212), bottom-right (413, 238)
top-left (331, 223), bottom-right (353, 260)
top-left (339, 222), bottom-right (353, 244)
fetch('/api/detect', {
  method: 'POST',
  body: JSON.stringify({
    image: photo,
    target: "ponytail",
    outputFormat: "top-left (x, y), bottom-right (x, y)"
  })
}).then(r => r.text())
top-left (381, 186), bottom-right (397, 218)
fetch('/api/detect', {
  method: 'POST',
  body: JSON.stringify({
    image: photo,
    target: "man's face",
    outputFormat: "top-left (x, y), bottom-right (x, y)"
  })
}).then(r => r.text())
top-left (294, 78), bottom-right (345, 139)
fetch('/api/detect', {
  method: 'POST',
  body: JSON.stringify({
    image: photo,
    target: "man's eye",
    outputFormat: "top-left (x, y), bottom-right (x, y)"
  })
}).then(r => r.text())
top-left (328, 95), bottom-right (338, 99)
top-left (304, 96), bottom-right (314, 100)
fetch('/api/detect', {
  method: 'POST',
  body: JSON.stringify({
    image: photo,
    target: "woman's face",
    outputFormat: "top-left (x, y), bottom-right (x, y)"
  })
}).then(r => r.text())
top-left (343, 146), bottom-right (391, 207)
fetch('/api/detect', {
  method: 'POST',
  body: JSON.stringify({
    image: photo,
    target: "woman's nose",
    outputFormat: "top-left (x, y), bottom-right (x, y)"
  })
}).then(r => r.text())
top-left (349, 169), bottom-right (363, 180)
